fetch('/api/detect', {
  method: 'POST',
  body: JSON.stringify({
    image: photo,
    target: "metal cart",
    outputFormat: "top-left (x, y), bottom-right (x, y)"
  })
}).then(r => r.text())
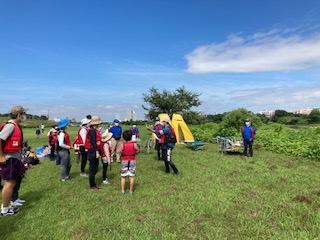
top-left (216, 136), bottom-right (243, 154)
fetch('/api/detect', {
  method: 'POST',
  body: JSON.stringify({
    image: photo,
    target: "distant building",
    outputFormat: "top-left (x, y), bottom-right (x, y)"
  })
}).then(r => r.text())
top-left (126, 109), bottom-right (136, 121)
top-left (288, 108), bottom-right (313, 115)
top-left (258, 110), bottom-right (275, 117)
top-left (258, 108), bottom-right (318, 116)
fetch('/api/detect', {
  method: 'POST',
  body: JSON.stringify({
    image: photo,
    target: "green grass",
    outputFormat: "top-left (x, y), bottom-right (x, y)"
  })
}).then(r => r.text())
top-left (1, 126), bottom-right (320, 239)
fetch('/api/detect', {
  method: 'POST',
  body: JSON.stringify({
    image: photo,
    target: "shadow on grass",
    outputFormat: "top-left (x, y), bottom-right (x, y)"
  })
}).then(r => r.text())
top-left (0, 188), bottom-right (50, 239)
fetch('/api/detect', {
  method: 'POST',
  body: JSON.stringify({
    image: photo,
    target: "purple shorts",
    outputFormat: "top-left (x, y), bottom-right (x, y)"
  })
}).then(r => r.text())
top-left (0, 158), bottom-right (23, 180)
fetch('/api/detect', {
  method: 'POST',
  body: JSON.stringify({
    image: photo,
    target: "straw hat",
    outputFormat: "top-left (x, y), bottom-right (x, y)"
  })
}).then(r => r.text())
top-left (101, 130), bottom-right (113, 142)
top-left (90, 116), bottom-right (102, 125)
top-left (161, 117), bottom-right (170, 123)
top-left (11, 105), bottom-right (28, 115)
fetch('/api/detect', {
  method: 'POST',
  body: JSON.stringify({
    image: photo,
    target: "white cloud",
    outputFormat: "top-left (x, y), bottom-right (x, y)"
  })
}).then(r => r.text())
top-left (186, 28), bottom-right (320, 73)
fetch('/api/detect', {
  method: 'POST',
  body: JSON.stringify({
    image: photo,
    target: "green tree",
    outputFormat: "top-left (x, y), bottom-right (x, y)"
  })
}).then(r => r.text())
top-left (308, 109), bottom-right (320, 124)
top-left (142, 86), bottom-right (201, 120)
top-left (219, 108), bottom-right (262, 136)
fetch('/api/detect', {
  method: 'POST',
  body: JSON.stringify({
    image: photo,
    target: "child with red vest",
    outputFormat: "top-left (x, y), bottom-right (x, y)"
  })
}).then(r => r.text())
top-left (57, 119), bottom-right (72, 181)
top-left (101, 130), bottom-right (113, 185)
top-left (117, 130), bottom-right (139, 194)
top-left (48, 126), bottom-right (58, 161)
top-left (85, 116), bottom-right (103, 190)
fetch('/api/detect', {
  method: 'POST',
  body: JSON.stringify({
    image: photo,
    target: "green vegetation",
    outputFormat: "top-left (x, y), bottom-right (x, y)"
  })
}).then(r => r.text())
top-left (1, 126), bottom-right (320, 239)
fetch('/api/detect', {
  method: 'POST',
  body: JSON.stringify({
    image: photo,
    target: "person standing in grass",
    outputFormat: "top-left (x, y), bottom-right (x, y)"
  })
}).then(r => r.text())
top-left (47, 125), bottom-right (58, 161)
top-left (241, 119), bottom-right (256, 158)
top-left (117, 130), bottom-right (139, 194)
top-left (57, 119), bottom-right (72, 181)
top-left (78, 118), bottom-right (91, 177)
top-left (85, 116), bottom-right (103, 190)
top-left (146, 117), bottom-right (179, 175)
top-left (0, 105), bottom-right (28, 216)
top-left (101, 130), bottom-right (113, 185)
top-left (153, 117), bottom-right (164, 161)
top-left (109, 119), bottom-right (122, 163)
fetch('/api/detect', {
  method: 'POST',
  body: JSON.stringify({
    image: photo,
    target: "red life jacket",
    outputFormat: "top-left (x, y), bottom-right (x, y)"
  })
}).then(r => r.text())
top-left (155, 124), bottom-right (165, 143)
top-left (56, 131), bottom-right (71, 151)
top-left (122, 142), bottom-right (136, 160)
top-left (0, 122), bottom-right (23, 153)
top-left (77, 127), bottom-right (85, 145)
top-left (48, 131), bottom-right (58, 145)
top-left (164, 125), bottom-right (177, 143)
top-left (84, 128), bottom-right (102, 151)
top-left (101, 141), bottom-right (112, 158)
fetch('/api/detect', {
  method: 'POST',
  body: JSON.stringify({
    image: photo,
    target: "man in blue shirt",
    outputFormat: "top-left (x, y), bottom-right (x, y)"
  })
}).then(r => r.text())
top-left (109, 119), bottom-right (122, 163)
top-left (241, 119), bottom-right (256, 158)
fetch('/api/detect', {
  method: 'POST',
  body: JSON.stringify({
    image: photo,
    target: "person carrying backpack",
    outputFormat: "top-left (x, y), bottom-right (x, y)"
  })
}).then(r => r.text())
top-left (146, 117), bottom-right (179, 175)
top-left (0, 105), bottom-right (28, 216)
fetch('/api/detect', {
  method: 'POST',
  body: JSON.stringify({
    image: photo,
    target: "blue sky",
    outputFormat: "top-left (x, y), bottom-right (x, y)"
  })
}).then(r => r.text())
top-left (1, 1), bottom-right (320, 122)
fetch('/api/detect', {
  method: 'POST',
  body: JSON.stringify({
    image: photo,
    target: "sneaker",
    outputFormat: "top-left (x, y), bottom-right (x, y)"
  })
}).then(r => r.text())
top-left (90, 186), bottom-right (100, 191)
top-left (120, 191), bottom-right (125, 195)
top-left (16, 199), bottom-right (26, 203)
top-left (128, 191), bottom-right (134, 195)
top-left (102, 179), bottom-right (111, 185)
top-left (11, 200), bottom-right (23, 207)
top-left (1, 208), bottom-right (19, 216)
top-left (61, 178), bottom-right (66, 182)
top-left (80, 173), bottom-right (88, 177)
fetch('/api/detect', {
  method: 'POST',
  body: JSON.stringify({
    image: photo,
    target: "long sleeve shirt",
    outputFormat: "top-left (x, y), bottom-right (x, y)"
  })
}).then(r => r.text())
top-left (58, 132), bottom-right (71, 150)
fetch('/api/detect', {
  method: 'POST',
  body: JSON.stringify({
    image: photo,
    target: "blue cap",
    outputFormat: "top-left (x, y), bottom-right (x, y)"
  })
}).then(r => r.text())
top-left (113, 119), bottom-right (119, 123)
top-left (58, 119), bottom-right (69, 129)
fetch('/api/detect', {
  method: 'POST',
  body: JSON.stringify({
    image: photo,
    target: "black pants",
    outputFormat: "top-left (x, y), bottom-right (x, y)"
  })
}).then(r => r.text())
top-left (12, 176), bottom-right (23, 202)
top-left (88, 151), bottom-right (99, 187)
top-left (155, 142), bottom-right (162, 160)
top-left (244, 140), bottom-right (254, 157)
top-left (162, 147), bottom-right (179, 174)
top-left (101, 160), bottom-right (108, 180)
top-left (80, 146), bottom-right (88, 173)
top-left (49, 143), bottom-right (55, 160)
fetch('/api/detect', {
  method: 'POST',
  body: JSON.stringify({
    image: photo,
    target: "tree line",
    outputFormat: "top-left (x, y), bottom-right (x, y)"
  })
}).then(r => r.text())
top-left (0, 113), bottom-right (48, 121)
top-left (142, 86), bottom-right (320, 125)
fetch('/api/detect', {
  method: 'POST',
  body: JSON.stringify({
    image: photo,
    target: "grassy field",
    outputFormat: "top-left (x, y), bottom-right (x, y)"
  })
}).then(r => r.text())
top-left (1, 125), bottom-right (320, 239)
